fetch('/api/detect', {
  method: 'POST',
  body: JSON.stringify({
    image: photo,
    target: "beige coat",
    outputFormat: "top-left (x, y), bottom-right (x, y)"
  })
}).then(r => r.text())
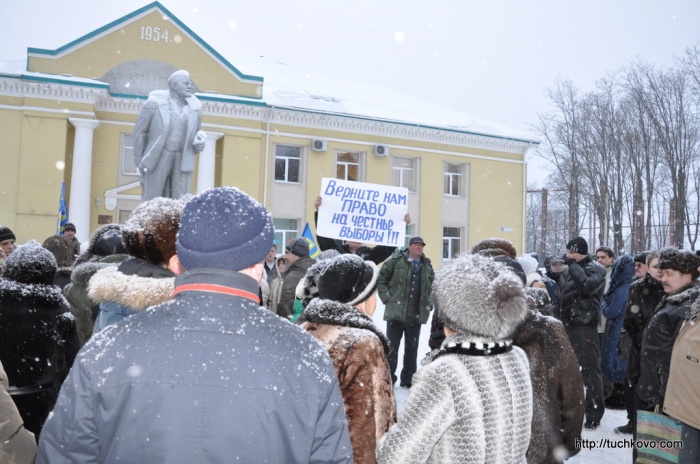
top-left (0, 361), bottom-right (36, 464)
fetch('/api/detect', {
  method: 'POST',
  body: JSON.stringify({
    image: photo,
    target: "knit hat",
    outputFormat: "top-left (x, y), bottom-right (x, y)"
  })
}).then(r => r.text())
top-left (0, 226), bottom-right (15, 242)
top-left (286, 237), bottom-right (309, 258)
top-left (566, 236), bottom-right (588, 255)
top-left (656, 247), bottom-right (700, 279)
top-left (123, 197), bottom-right (186, 266)
top-left (177, 187), bottom-right (274, 271)
top-left (471, 238), bottom-right (517, 259)
top-left (317, 254), bottom-right (380, 306)
top-left (3, 240), bottom-right (57, 285)
top-left (63, 222), bottom-right (76, 232)
top-left (434, 253), bottom-right (527, 340)
top-left (517, 255), bottom-right (539, 277)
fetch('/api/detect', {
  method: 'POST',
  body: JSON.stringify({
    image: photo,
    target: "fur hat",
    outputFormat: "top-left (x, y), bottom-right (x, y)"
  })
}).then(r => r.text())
top-left (317, 254), bottom-right (379, 306)
top-left (470, 238), bottom-right (517, 259)
top-left (634, 251), bottom-right (650, 265)
top-left (3, 240), bottom-right (57, 285)
top-left (123, 197), bottom-right (186, 266)
top-left (657, 247), bottom-right (700, 279)
top-left (566, 236), bottom-right (588, 255)
top-left (177, 187), bottom-right (274, 271)
top-left (0, 226), bottom-right (15, 242)
top-left (286, 238), bottom-right (309, 258)
top-left (62, 222), bottom-right (76, 232)
top-left (433, 253), bottom-right (527, 340)
top-left (494, 256), bottom-right (527, 286)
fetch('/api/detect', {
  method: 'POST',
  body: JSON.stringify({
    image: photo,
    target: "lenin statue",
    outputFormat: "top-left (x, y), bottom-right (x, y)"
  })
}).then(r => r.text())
top-left (133, 70), bottom-right (206, 200)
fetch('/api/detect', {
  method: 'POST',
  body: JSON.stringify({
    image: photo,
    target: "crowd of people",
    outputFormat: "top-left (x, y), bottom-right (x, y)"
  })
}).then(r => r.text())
top-left (0, 190), bottom-right (699, 463)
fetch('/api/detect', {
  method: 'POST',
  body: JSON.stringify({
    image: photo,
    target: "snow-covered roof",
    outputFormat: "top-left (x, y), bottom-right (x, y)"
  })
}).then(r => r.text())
top-left (0, 57), bottom-right (537, 143)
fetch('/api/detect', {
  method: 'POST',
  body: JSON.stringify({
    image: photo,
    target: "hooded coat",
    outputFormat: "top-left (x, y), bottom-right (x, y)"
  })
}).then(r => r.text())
top-left (601, 255), bottom-right (634, 383)
top-left (301, 298), bottom-right (397, 464)
top-left (89, 257), bottom-right (175, 332)
top-left (37, 269), bottom-right (352, 463)
top-left (0, 242), bottom-right (79, 439)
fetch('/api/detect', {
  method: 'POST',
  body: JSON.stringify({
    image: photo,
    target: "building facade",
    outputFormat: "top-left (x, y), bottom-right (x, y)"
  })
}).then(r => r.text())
top-left (0, 2), bottom-right (535, 267)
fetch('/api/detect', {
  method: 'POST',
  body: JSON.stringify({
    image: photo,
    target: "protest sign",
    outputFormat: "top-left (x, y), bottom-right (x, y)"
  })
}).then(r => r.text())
top-left (316, 178), bottom-right (408, 247)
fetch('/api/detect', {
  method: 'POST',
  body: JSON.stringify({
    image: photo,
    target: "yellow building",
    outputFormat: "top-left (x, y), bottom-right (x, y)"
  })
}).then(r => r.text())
top-left (0, 1), bottom-right (536, 267)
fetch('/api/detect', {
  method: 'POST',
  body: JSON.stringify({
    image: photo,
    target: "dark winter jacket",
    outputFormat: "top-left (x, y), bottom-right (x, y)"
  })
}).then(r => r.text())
top-left (378, 249), bottom-right (434, 324)
top-left (636, 280), bottom-right (700, 407)
top-left (278, 256), bottom-right (313, 318)
top-left (622, 274), bottom-right (665, 385)
top-left (601, 255), bottom-right (634, 383)
top-left (512, 310), bottom-right (584, 464)
top-left (314, 211), bottom-right (396, 265)
top-left (89, 257), bottom-right (175, 333)
top-left (37, 268), bottom-right (353, 463)
top-left (301, 299), bottom-right (397, 464)
top-left (0, 278), bottom-right (79, 439)
top-left (557, 256), bottom-right (606, 328)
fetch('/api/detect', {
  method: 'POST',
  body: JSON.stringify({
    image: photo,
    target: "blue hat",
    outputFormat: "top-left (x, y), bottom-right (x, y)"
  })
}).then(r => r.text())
top-left (176, 187), bottom-right (274, 271)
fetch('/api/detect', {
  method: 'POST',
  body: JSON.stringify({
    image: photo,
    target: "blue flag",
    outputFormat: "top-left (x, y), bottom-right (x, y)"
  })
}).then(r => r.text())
top-left (302, 222), bottom-right (320, 259)
top-left (57, 181), bottom-right (69, 233)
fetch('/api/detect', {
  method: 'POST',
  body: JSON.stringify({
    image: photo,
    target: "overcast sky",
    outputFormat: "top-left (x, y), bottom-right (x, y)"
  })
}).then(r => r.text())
top-left (2, 0), bottom-right (698, 184)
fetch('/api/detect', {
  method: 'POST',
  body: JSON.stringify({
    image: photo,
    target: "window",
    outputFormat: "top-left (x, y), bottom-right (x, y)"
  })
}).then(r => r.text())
top-left (121, 133), bottom-right (138, 176)
top-left (392, 157), bottom-right (417, 192)
top-left (273, 218), bottom-right (299, 250)
top-left (442, 227), bottom-right (462, 260)
top-left (336, 151), bottom-right (361, 181)
top-left (443, 162), bottom-right (463, 196)
top-left (274, 145), bottom-right (302, 183)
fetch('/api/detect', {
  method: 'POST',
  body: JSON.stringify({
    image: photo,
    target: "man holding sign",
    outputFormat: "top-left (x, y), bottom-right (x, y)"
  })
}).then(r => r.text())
top-left (314, 178), bottom-right (411, 265)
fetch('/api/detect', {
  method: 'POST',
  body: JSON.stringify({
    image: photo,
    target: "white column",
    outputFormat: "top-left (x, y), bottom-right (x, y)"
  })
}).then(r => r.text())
top-left (68, 118), bottom-right (99, 243)
top-left (196, 131), bottom-right (224, 193)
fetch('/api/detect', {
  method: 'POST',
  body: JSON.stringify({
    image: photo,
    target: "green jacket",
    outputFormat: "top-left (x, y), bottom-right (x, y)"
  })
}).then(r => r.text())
top-left (378, 249), bottom-right (434, 324)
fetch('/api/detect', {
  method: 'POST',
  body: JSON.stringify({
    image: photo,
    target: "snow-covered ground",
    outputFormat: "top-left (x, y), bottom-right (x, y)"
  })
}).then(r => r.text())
top-left (372, 300), bottom-right (632, 463)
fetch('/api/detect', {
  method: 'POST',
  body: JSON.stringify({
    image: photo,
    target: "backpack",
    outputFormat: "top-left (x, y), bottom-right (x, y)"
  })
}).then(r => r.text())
top-left (663, 306), bottom-right (700, 429)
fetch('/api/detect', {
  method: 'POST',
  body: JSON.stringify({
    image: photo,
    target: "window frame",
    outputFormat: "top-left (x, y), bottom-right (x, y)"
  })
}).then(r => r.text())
top-left (442, 227), bottom-right (462, 260)
top-left (335, 150), bottom-right (363, 182)
top-left (392, 156), bottom-right (417, 193)
top-left (274, 144), bottom-right (304, 184)
top-left (120, 133), bottom-right (139, 176)
top-left (443, 162), bottom-right (464, 197)
top-left (273, 218), bottom-right (300, 250)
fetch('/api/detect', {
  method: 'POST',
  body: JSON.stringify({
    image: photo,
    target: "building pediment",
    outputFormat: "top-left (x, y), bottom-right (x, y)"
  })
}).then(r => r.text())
top-left (26, 1), bottom-right (263, 100)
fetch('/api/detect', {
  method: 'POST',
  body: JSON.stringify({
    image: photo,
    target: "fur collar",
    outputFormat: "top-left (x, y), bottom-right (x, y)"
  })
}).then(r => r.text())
top-left (300, 298), bottom-right (390, 353)
top-left (88, 266), bottom-right (174, 311)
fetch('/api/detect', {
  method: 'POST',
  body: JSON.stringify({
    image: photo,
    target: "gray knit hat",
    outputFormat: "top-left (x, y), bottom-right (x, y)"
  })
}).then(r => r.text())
top-left (176, 187), bottom-right (274, 271)
top-left (434, 253), bottom-right (527, 340)
top-left (286, 237), bottom-right (309, 258)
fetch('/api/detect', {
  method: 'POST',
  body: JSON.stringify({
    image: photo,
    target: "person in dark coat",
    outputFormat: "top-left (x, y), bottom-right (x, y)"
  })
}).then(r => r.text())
top-left (63, 224), bottom-right (129, 346)
top-left (557, 236), bottom-right (606, 430)
top-left (616, 251), bottom-right (664, 434)
top-left (37, 187), bottom-right (353, 463)
top-left (601, 255), bottom-right (634, 408)
top-left (0, 241), bottom-right (79, 440)
top-left (636, 248), bottom-right (700, 413)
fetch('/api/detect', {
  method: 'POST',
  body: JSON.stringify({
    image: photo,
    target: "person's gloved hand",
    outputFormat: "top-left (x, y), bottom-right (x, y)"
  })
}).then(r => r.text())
top-left (564, 256), bottom-right (577, 266)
